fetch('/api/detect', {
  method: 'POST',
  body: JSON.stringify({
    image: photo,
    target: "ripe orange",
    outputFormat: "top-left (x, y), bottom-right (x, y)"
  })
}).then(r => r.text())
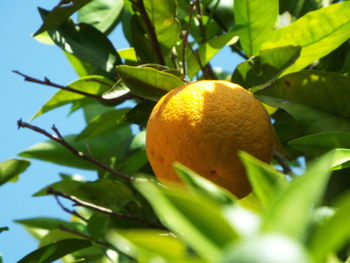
top-left (146, 80), bottom-right (274, 198)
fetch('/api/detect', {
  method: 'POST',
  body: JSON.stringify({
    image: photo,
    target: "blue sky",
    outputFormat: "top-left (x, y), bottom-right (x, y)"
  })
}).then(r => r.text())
top-left (0, 1), bottom-right (242, 262)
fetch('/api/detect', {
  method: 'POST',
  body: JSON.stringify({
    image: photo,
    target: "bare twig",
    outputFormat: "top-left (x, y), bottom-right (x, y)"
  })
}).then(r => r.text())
top-left (135, 0), bottom-right (165, 65)
top-left (53, 195), bottom-right (87, 222)
top-left (230, 45), bottom-right (249, 60)
top-left (47, 188), bottom-right (164, 229)
top-left (181, 1), bottom-right (196, 77)
top-left (187, 42), bottom-right (209, 79)
top-left (273, 151), bottom-right (293, 175)
top-left (17, 120), bottom-right (131, 182)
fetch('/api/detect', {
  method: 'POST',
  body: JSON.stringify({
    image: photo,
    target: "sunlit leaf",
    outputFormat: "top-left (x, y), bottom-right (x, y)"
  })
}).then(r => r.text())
top-left (239, 152), bottom-right (288, 211)
top-left (133, 177), bottom-right (238, 262)
top-left (261, 151), bottom-right (340, 240)
top-left (33, 180), bottom-right (84, 197)
top-left (116, 65), bottom-right (184, 101)
top-left (78, 0), bottom-right (124, 34)
top-left (232, 45), bottom-right (301, 90)
top-left (187, 30), bottom-right (240, 79)
top-left (234, 0), bottom-right (279, 57)
top-left (106, 229), bottom-right (195, 262)
top-left (262, 2), bottom-right (350, 74)
top-left (15, 217), bottom-right (81, 231)
top-left (310, 192), bottom-right (350, 261)
top-left (173, 162), bottom-right (237, 206)
top-left (0, 159), bottom-right (30, 186)
top-left (34, 0), bottom-right (92, 36)
top-left (143, 0), bottom-right (181, 51)
top-left (17, 238), bottom-right (91, 263)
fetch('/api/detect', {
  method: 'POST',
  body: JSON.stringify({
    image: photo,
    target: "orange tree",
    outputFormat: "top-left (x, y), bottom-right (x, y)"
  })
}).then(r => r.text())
top-left (2, 0), bottom-right (350, 262)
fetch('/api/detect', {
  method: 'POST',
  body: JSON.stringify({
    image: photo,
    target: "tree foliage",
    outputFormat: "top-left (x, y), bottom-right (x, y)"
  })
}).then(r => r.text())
top-left (2, 0), bottom-right (350, 262)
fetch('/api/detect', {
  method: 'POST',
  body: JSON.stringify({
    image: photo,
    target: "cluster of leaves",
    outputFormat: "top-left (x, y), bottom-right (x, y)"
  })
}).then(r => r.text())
top-left (1, 0), bottom-right (350, 262)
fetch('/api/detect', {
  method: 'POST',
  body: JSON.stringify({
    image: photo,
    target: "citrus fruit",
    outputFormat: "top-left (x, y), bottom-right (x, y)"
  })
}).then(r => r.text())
top-left (146, 80), bottom-right (274, 198)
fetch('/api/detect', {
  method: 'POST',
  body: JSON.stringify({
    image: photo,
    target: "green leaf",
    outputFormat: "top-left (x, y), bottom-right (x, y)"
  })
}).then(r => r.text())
top-left (33, 180), bottom-right (84, 197)
top-left (261, 151), bottom-right (337, 240)
top-left (310, 192), bottom-right (350, 261)
top-left (102, 81), bottom-right (130, 101)
top-left (19, 127), bottom-right (132, 170)
top-left (143, 0), bottom-right (181, 51)
top-left (17, 238), bottom-right (91, 263)
top-left (40, 8), bottom-right (121, 72)
top-left (15, 217), bottom-right (79, 231)
top-left (239, 152), bottom-right (288, 211)
top-left (78, 0), bottom-right (124, 34)
top-left (133, 177), bottom-right (238, 262)
top-left (119, 150), bottom-right (148, 175)
top-left (0, 159), bottom-right (30, 186)
top-left (65, 52), bottom-right (97, 77)
top-left (289, 132), bottom-right (350, 158)
top-left (261, 1), bottom-right (350, 74)
top-left (116, 65), bottom-right (184, 101)
top-left (234, 0), bottom-right (278, 57)
top-left (32, 75), bottom-right (113, 119)
top-left (187, 30), bottom-right (240, 79)
top-left (125, 100), bottom-right (156, 127)
top-left (76, 109), bottom-right (130, 140)
top-left (232, 45), bottom-right (301, 90)
top-left (0, 227), bottom-right (9, 234)
top-left (173, 162), bottom-right (237, 206)
top-left (106, 229), bottom-right (194, 262)
top-left (118, 48), bottom-right (138, 62)
top-left (34, 0), bottom-right (92, 36)
top-left (257, 71), bottom-right (350, 118)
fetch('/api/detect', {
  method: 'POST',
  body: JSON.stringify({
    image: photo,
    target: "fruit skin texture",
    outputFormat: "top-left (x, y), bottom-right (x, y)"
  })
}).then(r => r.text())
top-left (146, 80), bottom-right (274, 198)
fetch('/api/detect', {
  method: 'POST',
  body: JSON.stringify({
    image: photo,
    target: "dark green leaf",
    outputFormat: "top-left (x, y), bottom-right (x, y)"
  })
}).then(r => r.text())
top-left (232, 46), bottom-right (301, 90)
top-left (0, 159), bottom-right (30, 186)
top-left (76, 109), bottom-right (130, 140)
top-left (234, 0), bottom-right (279, 56)
top-left (289, 132), bottom-right (350, 158)
top-left (119, 150), bottom-right (148, 175)
top-left (133, 177), bottom-right (238, 262)
top-left (17, 238), bottom-right (91, 263)
top-left (78, 0), bottom-right (124, 34)
top-left (143, 0), bottom-right (181, 51)
top-left (125, 100), bottom-right (156, 127)
top-left (34, 0), bottom-right (92, 36)
top-left (310, 192), bottom-right (350, 261)
top-left (32, 75), bottom-right (113, 120)
top-left (262, 2), bottom-right (350, 74)
top-left (239, 152), bottom-right (288, 211)
top-left (0, 227), bottom-right (9, 233)
top-left (102, 81), bottom-right (130, 101)
top-left (19, 127), bottom-right (132, 170)
top-left (116, 65), bottom-right (184, 101)
top-left (261, 151), bottom-right (341, 240)
top-left (40, 8), bottom-right (121, 72)
top-left (33, 180), bottom-right (84, 197)
top-left (174, 162), bottom-right (237, 206)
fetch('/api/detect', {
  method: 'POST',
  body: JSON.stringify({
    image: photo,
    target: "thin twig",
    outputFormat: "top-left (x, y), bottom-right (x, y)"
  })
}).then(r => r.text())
top-left (47, 188), bottom-right (164, 229)
top-left (187, 42), bottom-right (209, 79)
top-left (14, 71), bottom-right (103, 100)
top-left (273, 151), bottom-right (293, 175)
top-left (58, 224), bottom-right (109, 246)
top-left (135, 0), bottom-right (165, 65)
top-left (17, 120), bottom-right (131, 182)
top-left (53, 195), bottom-right (87, 222)
top-left (182, 1), bottom-right (196, 77)
top-left (230, 45), bottom-right (249, 60)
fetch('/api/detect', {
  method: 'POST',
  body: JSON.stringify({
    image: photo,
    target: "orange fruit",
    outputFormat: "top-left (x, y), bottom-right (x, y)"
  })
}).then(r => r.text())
top-left (146, 80), bottom-right (274, 198)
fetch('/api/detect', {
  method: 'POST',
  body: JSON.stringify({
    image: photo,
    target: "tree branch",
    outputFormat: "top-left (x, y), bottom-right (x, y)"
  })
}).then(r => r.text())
top-left (47, 188), bottom-right (164, 229)
top-left (53, 194), bottom-right (88, 222)
top-left (135, 0), bottom-right (165, 65)
top-left (17, 120), bottom-right (131, 182)
top-left (13, 70), bottom-right (134, 105)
